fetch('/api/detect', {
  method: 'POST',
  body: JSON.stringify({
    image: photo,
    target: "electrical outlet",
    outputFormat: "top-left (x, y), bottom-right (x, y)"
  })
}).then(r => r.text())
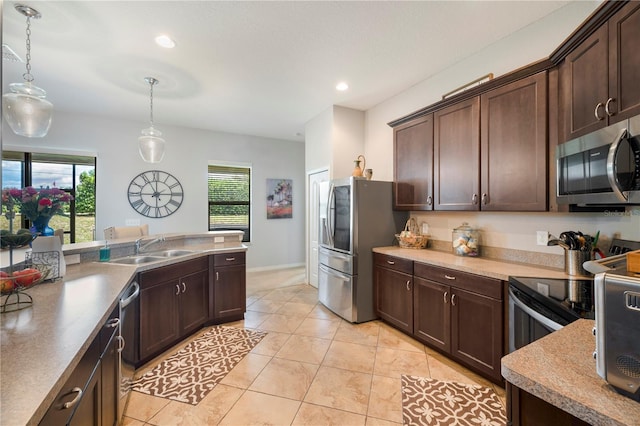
top-left (536, 231), bottom-right (549, 246)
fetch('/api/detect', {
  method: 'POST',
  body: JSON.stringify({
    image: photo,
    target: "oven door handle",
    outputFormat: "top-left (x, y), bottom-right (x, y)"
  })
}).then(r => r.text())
top-left (508, 288), bottom-right (563, 332)
top-left (606, 128), bottom-right (630, 203)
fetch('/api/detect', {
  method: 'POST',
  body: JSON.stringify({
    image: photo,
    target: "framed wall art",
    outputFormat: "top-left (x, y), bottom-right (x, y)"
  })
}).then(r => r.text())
top-left (266, 178), bottom-right (292, 219)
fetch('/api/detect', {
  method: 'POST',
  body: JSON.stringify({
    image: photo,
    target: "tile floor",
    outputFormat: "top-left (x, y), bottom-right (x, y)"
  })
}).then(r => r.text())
top-left (122, 268), bottom-right (505, 425)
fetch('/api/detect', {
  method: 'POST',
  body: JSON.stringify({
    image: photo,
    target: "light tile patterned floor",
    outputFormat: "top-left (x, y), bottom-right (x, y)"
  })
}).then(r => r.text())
top-left (123, 269), bottom-right (505, 425)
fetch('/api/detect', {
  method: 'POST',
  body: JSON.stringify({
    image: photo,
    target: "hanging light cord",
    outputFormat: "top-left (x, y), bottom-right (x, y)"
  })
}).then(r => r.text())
top-left (23, 15), bottom-right (34, 82)
top-left (148, 80), bottom-right (155, 127)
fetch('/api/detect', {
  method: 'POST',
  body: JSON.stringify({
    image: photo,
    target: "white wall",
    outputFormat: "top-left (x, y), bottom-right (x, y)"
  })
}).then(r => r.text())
top-left (331, 106), bottom-right (365, 179)
top-left (363, 0), bottom-right (640, 254)
top-left (2, 110), bottom-right (306, 269)
top-left (304, 106), bottom-right (333, 174)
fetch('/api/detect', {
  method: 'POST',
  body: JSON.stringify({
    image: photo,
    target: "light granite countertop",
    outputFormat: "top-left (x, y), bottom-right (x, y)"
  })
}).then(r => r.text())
top-left (0, 232), bottom-right (247, 426)
top-left (501, 319), bottom-right (640, 425)
top-left (372, 246), bottom-right (572, 281)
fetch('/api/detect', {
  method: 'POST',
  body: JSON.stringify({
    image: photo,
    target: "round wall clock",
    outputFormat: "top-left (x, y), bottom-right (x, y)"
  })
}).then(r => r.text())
top-left (127, 170), bottom-right (184, 218)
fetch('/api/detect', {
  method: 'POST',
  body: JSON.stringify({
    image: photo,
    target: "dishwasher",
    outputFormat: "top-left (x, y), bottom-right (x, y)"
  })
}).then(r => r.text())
top-left (118, 281), bottom-right (140, 420)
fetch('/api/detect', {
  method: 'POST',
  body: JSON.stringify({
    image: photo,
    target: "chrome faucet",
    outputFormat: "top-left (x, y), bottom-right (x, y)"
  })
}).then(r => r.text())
top-left (135, 235), bottom-right (165, 255)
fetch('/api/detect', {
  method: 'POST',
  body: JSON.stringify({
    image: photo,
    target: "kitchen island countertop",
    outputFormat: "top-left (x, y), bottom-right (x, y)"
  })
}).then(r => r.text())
top-left (501, 319), bottom-right (640, 425)
top-left (0, 232), bottom-right (246, 426)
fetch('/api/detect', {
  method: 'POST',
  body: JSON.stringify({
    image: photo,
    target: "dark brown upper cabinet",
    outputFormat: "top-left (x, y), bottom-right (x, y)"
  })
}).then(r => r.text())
top-left (561, 1), bottom-right (640, 141)
top-left (480, 72), bottom-right (548, 211)
top-left (433, 97), bottom-right (481, 211)
top-left (393, 114), bottom-right (434, 210)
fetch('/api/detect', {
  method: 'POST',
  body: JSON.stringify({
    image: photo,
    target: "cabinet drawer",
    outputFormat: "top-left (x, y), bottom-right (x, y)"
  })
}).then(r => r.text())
top-left (214, 251), bottom-right (246, 267)
top-left (99, 305), bottom-right (119, 358)
top-left (139, 257), bottom-right (209, 289)
top-left (373, 253), bottom-right (413, 275)
top-left (414, 262), bottom-right (502, 300)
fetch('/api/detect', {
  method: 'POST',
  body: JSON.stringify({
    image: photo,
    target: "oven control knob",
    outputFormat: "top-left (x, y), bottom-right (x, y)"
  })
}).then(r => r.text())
top-left (592, 327), bottom-right (597, 336)
top-left (593, 351), bottom-right (597, 360)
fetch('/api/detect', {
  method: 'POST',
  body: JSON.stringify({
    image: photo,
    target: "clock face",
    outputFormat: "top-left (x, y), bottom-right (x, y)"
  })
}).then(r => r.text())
top-left (128, 170), bottom-right (184, 218)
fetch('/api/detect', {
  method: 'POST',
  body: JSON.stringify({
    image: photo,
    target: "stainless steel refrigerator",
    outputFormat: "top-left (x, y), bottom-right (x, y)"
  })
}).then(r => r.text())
top-left (318, 177), bottom-right (407, 323)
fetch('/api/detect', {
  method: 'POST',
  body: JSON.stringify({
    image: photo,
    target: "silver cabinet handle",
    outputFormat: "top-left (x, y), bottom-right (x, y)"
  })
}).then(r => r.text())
top-left (105, 318), bottom-right (120, 329)
top-left (387, 260), bottom-right (395, 265)
top-left (62, 387), bottom-right (83, 409)
top-left (605, 97), bottom-right (615, 116)
top-left (216, 271), bottom-right (219, 281)
top-left (472, 194), bottom-right (478, 205)
top-left (594, 102), bottom-right (605, 120)
top-left (226, 257), bottom-right (235, 262)
top-left (427, 195), bottom-right (433, 206)
top-left (181, 282), bottom-right (186, 293)
top-left (451, 294), bottom-right (457, 306)
top-left (444, 274), bottom-right (456, 280)
top-left (443, 291), bottom-right (448, 304)
top-left (175, 284), bottom-right (180, 296)
top-left (482, 193), bottom-right (488, 205)
top-left (406, 280), bottom-right (411, 291)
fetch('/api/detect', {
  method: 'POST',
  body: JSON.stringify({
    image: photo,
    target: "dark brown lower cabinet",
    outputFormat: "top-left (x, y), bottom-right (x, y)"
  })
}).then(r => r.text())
top-left (375, 255), bottom-right (505, 384)
top-left (414, 277), bottom-right (450, 352)
top-left (139, 257), bottom-right (209, 363)
top-left (507, 382), bottom-right (590, 426)
top-left (211, 252), bottom-right (246, 323)
top-left (40, 306), bottom-right (120, 426)
top-left (373, 253), bottom-right (414, 334)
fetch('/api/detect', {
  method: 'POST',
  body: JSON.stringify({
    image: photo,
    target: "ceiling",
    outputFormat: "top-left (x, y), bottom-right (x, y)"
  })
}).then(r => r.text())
top-left (2, 1), bottom-right (593, 142)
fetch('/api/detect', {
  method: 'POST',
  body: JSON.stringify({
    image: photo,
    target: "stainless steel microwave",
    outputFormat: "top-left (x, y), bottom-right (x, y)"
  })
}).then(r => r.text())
top-left (556, 114), bottom-right (640, 205)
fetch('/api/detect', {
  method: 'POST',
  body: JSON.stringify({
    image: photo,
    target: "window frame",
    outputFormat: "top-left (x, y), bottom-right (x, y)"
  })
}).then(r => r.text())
top-left (1, 151), bottom-right (96, 243)
top-left (207, 163), bottom-right (252, 242)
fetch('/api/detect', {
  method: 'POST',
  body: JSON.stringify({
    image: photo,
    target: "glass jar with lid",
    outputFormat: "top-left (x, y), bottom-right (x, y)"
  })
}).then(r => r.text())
top-left (452, 222), bottom-right (479, 256)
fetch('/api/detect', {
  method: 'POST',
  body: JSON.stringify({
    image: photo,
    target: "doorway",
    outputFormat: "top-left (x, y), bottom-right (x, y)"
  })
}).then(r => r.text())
top-left (306, 168), bottom-right (329, 288)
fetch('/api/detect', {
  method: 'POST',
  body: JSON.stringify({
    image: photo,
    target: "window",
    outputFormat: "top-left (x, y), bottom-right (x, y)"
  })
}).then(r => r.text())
top-left (208, 165), bottom-right (251, 242)
top-left (1, 151), bottom-right (96, 243)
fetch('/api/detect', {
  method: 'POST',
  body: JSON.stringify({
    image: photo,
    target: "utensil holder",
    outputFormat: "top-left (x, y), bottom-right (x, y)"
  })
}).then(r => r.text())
top-left (565, 250), bottom-right (593, 276)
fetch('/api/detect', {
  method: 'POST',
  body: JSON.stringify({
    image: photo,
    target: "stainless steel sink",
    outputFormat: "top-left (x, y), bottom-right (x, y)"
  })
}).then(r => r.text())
top-left (110, 255), bottom-right (164, 265)
top-left (146, 249), bottom-right (195, 257)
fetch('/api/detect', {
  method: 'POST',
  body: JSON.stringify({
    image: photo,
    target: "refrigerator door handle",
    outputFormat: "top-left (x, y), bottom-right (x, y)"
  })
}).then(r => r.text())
top-left (319, 263), bottom-right (351, 282)
top-left (327, 183), bottom-right (335, 246)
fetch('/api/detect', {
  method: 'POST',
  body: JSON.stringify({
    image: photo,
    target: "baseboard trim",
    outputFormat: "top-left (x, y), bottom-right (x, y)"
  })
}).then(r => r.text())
top-left (246, 263), bottom-right (305, 273)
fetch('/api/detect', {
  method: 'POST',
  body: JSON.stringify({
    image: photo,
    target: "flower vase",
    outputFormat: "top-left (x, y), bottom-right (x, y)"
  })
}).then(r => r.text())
top-left (30, 216), bottom-right (54, 237)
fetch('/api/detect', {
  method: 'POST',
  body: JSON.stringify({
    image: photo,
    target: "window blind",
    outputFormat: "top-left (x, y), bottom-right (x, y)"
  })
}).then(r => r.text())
top-left (208, 165), bottom-right (250, 241)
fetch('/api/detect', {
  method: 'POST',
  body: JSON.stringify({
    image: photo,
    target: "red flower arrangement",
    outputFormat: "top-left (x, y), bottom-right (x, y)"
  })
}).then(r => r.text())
top-left (2, 186), bottom-right (73, 222)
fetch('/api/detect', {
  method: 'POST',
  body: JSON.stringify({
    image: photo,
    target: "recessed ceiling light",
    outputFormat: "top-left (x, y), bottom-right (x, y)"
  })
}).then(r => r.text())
top-left (336, 82), bottom-right (349, 91)
top-left (155, 35), bottom-right (176, 49)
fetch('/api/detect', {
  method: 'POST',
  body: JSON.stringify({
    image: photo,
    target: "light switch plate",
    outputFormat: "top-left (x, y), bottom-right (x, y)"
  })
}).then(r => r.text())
top-left (125, 218), bottom-right (141, 226)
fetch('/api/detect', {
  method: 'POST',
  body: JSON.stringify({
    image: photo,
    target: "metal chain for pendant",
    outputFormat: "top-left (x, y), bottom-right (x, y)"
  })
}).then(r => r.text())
top-left (146, 77), bottom-right (159, 127)
top-left (23, 16), bottom-right (34, 82)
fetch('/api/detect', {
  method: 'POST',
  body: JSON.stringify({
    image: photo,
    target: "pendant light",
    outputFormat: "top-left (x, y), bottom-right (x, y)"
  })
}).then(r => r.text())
top-left (2, 4), bottom-right (53, 138)
top-left (138, 77), bottom-right (165, 163)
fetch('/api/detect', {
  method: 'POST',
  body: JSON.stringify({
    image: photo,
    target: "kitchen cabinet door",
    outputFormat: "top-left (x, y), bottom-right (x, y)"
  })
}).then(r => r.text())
top-left (413, 277), bottom-right (450, 353)
top-left (561, 1), bottom-right (640, 141)
top-left (69, 367), bottom-right (101, 426)
top-left (179, 269), bottom-right (209, 336)
top-left (608, 1), bottom-right (640, 122)
top-left (139, 279), bottom-right (180, 361)
top-left (450, 287), bottom-right (503, 382)
top-left (374, 263), bottom-right (413, 334)
top-left (480, 72), bottom-right (547, 211)
top-left (211, 252), bottom-right (246, 322)
top-left (434, 97), bottom-right (481, 210)
top-left (393, 114), bottom-right (434, 210)
top-left (560, 25), bottom-right (609, 140)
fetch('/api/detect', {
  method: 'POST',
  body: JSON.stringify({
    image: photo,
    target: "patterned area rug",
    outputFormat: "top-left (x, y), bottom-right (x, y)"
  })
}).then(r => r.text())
top-left (401, 375), bottom-right (506, 426)
top-left (132, 326), bottom-right (266, 405)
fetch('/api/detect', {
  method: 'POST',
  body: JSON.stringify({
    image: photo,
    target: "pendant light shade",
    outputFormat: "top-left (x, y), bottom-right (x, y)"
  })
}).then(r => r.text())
top-left (138, 77), bottom-right (165, 163)
top-left (2, 4), bottom-right (53, 138)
